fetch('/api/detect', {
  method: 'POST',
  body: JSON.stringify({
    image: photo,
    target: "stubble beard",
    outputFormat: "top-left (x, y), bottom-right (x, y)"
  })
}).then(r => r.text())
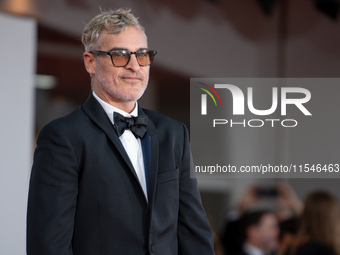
top-left (95, 72), bottom-right (149, 103)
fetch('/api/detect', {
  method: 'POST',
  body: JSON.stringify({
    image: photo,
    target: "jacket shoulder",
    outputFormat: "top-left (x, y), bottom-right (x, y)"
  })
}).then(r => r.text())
top-left (39, 107), bottom-right (87, 135)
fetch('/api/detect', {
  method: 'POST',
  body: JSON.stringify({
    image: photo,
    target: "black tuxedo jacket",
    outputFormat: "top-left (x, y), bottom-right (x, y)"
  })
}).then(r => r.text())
top-left (27, 94), bottom-right (214, 255)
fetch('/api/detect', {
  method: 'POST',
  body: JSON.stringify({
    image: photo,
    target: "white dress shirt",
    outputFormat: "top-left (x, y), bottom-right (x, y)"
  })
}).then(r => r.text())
top-left (243, 243), bottom-right (266, 255)
top-left (92, 92), bottom-right (148, 200)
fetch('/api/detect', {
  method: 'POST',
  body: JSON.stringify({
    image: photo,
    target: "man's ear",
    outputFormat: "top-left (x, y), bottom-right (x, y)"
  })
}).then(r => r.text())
top-left (83, 52), bottom-right (96, 75)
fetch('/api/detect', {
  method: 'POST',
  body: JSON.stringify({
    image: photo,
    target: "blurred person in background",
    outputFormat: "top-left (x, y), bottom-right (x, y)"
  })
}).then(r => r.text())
top-left (221, 182), bottom-right (301, 255)
top-left (238, 209), bottom-right (279, 255)
top-left (277, 217), bottom-right (299, 255)
top-left (287, 190), bottom-right (340, 255)
top-left (236, 183), bottom-right (302, 221)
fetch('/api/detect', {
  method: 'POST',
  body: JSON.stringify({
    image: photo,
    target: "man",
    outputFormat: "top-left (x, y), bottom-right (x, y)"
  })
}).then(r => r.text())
top-left (27, 8), bottom-right (215, 255)
top-left (239, 209), bottom-right (279, 255)
top-left (221, 184), bottom-right (300, 255)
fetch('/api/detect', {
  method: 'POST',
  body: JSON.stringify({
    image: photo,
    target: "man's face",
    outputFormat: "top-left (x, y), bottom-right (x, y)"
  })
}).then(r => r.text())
top-left (85, 26), bottom-right (149, 104)
top-left (252, 214), bottom-right (279, 252)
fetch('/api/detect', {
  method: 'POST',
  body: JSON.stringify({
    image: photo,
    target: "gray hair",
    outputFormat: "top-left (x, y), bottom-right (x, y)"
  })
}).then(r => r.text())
top-left (81, 8), bottom-right (145, 52)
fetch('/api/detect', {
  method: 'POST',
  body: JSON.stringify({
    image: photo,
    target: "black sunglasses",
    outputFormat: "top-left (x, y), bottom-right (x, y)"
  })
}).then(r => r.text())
top-left (90, 49), bottom-right (157, 67)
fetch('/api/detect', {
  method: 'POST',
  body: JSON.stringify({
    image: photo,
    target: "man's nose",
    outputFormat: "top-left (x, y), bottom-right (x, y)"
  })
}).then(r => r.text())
top-left (125, 54), bottom-right (140, 72)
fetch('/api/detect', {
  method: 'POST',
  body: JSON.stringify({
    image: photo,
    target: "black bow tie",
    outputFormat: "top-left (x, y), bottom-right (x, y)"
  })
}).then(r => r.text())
top-left (113, 112), bottom-right (148, 139)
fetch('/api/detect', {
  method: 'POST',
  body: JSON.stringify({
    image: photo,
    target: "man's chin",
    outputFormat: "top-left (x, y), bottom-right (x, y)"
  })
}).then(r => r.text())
top-left (123, 87), bottom-right (146, 99)
top-left (104, 85), bottom-right (147, 102)
top-left (119, 91), bottom-right (145, 102)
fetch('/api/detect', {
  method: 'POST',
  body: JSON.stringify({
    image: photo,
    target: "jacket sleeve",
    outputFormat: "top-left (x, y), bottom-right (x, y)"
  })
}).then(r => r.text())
top-left (27, 123), bottom-right (78, 255)
top-left (177, 123), bottom-right (215, 255)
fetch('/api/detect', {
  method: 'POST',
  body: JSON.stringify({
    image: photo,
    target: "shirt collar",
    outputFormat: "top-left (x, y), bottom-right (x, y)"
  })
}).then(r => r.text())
top-left (244, 243), bottom-right (265, 255)
top-left (92, 91), bottom-right (138, 125)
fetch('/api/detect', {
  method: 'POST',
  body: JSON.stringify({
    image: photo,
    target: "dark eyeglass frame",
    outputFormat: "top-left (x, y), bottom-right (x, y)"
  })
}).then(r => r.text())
top-left (89, 49), bottom-right (157, 67)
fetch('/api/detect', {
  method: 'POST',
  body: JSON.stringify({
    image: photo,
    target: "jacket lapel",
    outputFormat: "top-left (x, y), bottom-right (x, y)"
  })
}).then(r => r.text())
top-left (81, 93), bottom-right (146, 200)
top-left (141, 134), bottom-right (151, 194)
top-left (139, 108), bottom-right (159, 208)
